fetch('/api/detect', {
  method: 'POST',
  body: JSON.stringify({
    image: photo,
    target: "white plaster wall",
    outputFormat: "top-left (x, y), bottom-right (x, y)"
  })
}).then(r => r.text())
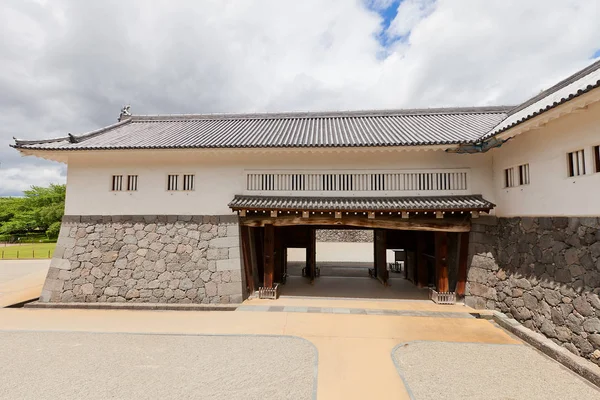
top-left (63, 149), bottom-right (494, 215)
top-left (492, 102), bottom-right (600, 217)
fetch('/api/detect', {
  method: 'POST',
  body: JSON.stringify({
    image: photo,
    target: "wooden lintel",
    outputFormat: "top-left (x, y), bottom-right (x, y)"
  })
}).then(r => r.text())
top-left (239, 210), bottom-right (246, 217)
top-left (302, 211), bottom-right (309, 218)
top-left (436, 211), bottom-right (443, 219)
top-left (335, 211), bottom-right (342, 219)
top-left (368, 212), bottom-right (375, 219)
top-left (239, 215), bottom-right (470, 232)
top-left (471, 211), bottom-right (479, 219)
top-left (402, 211), bottom-right (409, 219)
top-left (270, 210), bottom-right (278, 218)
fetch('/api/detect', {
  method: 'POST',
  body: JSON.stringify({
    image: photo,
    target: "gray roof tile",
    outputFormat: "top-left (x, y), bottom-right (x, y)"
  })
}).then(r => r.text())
top-left (13, 107), bottom-right (510, 150)
top-left (12, 60), bottom-right (600, 151)
top-left (228, 195), bottom-right (495, 212)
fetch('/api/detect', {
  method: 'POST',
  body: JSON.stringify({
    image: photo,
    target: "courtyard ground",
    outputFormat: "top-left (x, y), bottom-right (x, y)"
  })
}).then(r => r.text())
top-left (1, 299), bottom-right (599, 399)
top-left (0, 258), bottom-right (598, 398)
top-left (0, 260), bottom-right (49, 307)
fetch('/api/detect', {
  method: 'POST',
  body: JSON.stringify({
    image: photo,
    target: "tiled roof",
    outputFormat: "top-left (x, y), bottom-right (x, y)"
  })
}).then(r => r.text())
top-left (12, 60), bottom-right (600, 151)
top-left (13, 107), bottom-right (510, 150)
top-left (228, 195), bottom-right (495, 212)
top-left (484, 59), bottom-right (600, 138)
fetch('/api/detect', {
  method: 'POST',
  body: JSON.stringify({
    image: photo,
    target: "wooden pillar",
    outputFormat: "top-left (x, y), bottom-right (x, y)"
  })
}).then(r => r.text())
top-left (435, 231), bottom-right (449, 292)
top-left (374, 229), bottom-right (389, 286)
top-left (240, 226), bottom-right (255, 294)
top-left (274, 227), bottom-right (283, 284)
top-left (306, 228), bottom-right (316, 282)
top-left (264, 224), bottom-right (275, 288)
top-left (456, 231), bottom-right (470, 296)
top-left (416, 231), bottom-right (428, 288)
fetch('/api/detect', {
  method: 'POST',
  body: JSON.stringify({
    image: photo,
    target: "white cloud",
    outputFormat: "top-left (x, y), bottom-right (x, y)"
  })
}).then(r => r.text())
top-left (1, 0), bottom-right (600, 194)
top-left (0, 164), bottom-right (66, 197)
top-left (387, 0), bottom-right (436, 39)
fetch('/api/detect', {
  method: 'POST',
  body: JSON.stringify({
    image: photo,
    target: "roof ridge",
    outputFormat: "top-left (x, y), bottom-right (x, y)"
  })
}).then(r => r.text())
top-left (129, 106), bottom-right (513, 122)
top-left (508, 58), bottom-right (600, 116)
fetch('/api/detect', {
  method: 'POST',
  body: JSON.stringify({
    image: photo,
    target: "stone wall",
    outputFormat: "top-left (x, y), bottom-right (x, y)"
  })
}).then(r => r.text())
top-left (40, 215), bottom-right (244, 304)
top-left (466, 216), bottom-right (600, 364)
top-left (316, 229), bottom-right (373, 242)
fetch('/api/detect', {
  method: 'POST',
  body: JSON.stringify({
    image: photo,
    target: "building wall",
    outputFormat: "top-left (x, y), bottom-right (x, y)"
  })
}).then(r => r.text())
top-left (63, 149), bottom-right (494, 216)
top-left (491, 102), bottom-right (600, 217)
top-left (40, 215), bottom-right (244, 304)
top-left (466, 216), bottom-right (600, 365)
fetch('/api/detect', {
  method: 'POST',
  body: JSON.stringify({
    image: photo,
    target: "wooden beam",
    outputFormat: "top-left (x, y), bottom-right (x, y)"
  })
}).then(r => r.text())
top-left (239, 210), bottom-right (246, 217)
top-left (270, 210), bottom-right (278, 218)
top-left (239, 215), bottom-right (470, 232)
top-left (456, 231), bottom-right (470, 296)
top-left (416, 231), bottom-right (428, 288)
top-left (240, 226), bottom-right (255, 294)
top-left (434, 232), bottom-right (449, 292)
top-left (264, 224), bottom-right (275, 288)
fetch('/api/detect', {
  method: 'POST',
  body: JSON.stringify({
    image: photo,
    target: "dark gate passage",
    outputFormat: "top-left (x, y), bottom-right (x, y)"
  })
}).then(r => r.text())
top-left (230, 194), bottom-right (494, 299)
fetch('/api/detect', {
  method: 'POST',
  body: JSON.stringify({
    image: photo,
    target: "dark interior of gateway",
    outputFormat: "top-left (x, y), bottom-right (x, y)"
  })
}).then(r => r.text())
top-left (239, 224), bottom-right (470, 301)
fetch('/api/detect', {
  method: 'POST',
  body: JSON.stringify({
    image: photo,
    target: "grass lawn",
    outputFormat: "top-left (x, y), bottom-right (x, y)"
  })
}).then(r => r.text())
top-left (0, 243), bottom-right (56, 259)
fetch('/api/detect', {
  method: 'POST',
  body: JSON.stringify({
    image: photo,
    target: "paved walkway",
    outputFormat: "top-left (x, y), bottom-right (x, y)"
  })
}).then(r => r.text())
top-left (0, 260), bottom-right (49, 307)
top-left (1, 299), bottom-right (517, 399)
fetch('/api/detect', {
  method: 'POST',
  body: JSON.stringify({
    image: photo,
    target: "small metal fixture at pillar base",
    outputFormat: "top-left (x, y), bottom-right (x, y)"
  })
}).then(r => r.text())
top-left (429, 289), bottom-right (456, 305)
top-left (258, 283), bottom-right (280, 299)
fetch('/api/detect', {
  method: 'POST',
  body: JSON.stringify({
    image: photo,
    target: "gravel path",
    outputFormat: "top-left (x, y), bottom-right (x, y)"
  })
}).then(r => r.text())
top-left (392, 341), bottom-right (600, 400)
top-left (0, 331), bottom-right (317, 400)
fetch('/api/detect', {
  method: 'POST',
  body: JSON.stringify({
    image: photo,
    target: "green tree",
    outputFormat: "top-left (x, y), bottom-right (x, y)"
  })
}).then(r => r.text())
top-left (0, 184), bottom-right (66, 239)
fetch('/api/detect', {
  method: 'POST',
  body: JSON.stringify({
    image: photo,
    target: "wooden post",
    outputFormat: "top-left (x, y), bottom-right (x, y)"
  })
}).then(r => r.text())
top-left (264, 224), bottom-right (275, 288)
top-left (416, 231), bottom-right (428, 288)
top-left (434, 232), bottom-right (449, 292)
top-left (456, 231), bottom-right (470, 296)
top-left (306, 228), bottom-right (316, 282)
top-left (240, 226), bottom-right (255, 294)
top-left (374, 229), bottom-right (389, 286)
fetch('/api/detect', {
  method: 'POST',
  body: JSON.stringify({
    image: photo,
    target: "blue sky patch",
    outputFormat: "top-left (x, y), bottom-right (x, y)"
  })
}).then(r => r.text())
top-left (367, 0), bottom-right (403, 47)
top-left (592, 49), bottom-right (600, 59)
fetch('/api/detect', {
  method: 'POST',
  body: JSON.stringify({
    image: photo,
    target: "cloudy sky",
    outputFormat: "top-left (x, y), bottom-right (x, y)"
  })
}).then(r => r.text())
top-left (1, 0), bottom-right (599, 196)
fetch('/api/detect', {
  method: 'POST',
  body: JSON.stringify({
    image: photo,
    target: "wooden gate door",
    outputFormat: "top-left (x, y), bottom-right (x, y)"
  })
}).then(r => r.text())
top-left (374, 229), bottom-right (389, 285)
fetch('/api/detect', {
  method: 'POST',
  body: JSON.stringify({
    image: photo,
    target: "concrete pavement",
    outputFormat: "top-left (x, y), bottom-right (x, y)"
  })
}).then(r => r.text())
top-left (0, 260), bottom-right (49, 307)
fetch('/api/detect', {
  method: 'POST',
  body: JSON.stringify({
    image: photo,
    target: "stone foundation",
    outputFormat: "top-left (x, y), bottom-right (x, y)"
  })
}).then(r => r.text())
top-left (315, 229), bottom-right (373, 242)
top-left (40, 215), bottom-right (244, 304)
top-left (466, 216), bottom-right (600, 364)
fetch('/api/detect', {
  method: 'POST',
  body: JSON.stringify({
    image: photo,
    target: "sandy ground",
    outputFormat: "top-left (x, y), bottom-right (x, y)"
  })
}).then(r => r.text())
top-left (0, 331), bottom-right (316, 400)
top-left (0, 304), bottom-right (520, 400)
top-left (392, 341), bottom-right (600, 400)
top-left (0, 260), bottom-right (50, 307)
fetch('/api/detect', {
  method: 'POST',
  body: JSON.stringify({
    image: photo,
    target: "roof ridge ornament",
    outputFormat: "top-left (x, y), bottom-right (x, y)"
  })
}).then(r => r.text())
top-left (118, 105), bottom-right (132, 121)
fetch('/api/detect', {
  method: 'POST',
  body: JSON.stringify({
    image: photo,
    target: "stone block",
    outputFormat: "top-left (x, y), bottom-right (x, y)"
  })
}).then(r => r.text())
top-left (216, 258), bottom-right (241, 272)
top-left (44, 278), bottom-right (64, 292)
top-left (81, 283), bottom-right (94, 295)
top-left (209, 236), bottom-right (239, 248)
top-left (226, 225), bottom-right (239, 237)
top-left (229, 246), bottom-right (240, 259)
top-left (217, 282), bottom-right (241, 296)
top-left (467, 282), bottom-right (497, 300)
